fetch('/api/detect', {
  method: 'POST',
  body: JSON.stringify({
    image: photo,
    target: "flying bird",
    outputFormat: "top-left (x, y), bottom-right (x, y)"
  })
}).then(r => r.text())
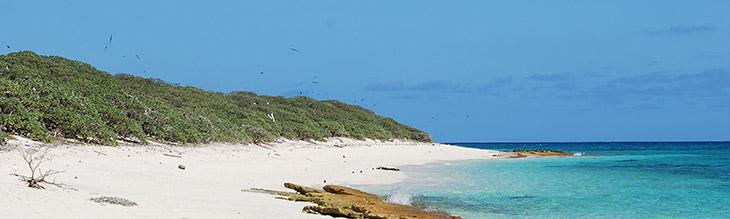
top-left (104, 34), bottom-right (112, 50)
top-left (5, 45), bottom-right (9, 49)
top-left (289, 47), bottom-right (301, 53)
top-left (311, 81), bottom-right (319, 84)
top-left (135, 54), bottom-right (141, 60)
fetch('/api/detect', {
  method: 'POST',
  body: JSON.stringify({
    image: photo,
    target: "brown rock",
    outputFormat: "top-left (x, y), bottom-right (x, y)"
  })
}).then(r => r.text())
top-left (509, 149), bottom-right (574, 158)
top-left (260, 183), bottom-right (461, 219)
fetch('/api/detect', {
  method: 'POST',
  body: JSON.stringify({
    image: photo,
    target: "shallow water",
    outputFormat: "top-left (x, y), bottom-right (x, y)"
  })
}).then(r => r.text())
top-left (361, 142), bottom-right (730, 218)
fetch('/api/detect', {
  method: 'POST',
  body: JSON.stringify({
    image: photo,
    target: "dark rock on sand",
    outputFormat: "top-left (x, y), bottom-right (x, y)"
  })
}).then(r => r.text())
top-left (376, 166), bottom-right (400, 171)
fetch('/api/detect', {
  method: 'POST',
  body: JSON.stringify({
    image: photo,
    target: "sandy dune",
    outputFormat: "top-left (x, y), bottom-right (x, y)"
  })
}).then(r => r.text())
top-left (0, 137), bottom-right (500, 218)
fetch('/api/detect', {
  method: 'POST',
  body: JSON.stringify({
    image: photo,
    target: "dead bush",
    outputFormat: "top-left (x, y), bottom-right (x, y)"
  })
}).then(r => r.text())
top-left (10, 146), bottom-right (67, 189)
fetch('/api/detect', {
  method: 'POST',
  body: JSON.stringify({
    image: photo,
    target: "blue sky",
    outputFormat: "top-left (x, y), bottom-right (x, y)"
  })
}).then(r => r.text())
top-left (2, 0), bottom-right (728, 142)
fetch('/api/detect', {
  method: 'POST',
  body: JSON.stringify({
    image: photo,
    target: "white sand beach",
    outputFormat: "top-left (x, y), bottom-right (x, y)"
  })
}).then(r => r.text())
top-left (0, 137), bottom-right (501, 218)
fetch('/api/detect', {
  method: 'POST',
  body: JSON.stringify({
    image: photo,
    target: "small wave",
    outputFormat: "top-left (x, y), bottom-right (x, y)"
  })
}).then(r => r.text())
top-left (386, 192), bottom-right (412, 205)
top-left (509, 195), bottom-right (535, 199)
top-left (573, 152), bottom-right (583, 156)
top-left (616, 159), bottom-right (639, 162)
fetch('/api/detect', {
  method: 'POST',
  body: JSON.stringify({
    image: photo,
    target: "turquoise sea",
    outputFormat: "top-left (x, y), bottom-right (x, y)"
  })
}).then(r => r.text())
top-left (362, 142), bottom-right (730, 218)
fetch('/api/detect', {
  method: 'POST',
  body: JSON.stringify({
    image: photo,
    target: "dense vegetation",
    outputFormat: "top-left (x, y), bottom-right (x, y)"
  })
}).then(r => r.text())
top-left (0, 51), bottom-right (430, 145)
top-left (0, 131), bottom-right (8, 144)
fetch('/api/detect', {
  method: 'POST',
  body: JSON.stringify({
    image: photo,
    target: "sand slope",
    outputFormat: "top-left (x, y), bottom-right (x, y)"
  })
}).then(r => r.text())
top-left (0, 137), bottom-right (500, 218)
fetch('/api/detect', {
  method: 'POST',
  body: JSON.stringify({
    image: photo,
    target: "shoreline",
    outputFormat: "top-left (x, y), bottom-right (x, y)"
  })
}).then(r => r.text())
top-left (0, 137), bottom-right (502, 218)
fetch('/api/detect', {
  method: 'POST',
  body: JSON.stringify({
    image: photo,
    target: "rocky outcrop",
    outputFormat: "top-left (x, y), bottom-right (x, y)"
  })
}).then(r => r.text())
top-left (246, 183), bottom-right (460, 219)
top-left (508, 149), bottom-right (574, 158)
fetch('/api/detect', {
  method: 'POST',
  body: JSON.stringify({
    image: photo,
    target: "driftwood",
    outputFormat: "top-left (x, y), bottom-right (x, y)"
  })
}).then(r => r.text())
top-left (92, 150), bottom-right (108, 156)
top-left (267, 113), bottom-right (276, 123)
top-left (163, 153), bottom-right (182, 158)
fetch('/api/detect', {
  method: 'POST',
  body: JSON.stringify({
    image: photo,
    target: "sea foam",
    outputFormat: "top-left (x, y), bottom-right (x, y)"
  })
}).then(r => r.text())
top-left (386, 191), bottom-right (412, 205)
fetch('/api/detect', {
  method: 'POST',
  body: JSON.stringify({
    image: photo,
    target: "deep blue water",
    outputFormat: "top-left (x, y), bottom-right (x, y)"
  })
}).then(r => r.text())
top-left (362, 142), bottom-right (730, 218)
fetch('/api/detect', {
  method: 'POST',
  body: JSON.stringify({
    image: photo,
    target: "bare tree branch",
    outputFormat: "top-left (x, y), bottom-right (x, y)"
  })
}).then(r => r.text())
top-left (11, 146), bottom-right (73, 190)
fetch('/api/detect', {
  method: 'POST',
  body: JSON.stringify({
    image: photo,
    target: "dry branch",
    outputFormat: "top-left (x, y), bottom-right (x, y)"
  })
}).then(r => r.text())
top-left (10, 146), bottom-right (72, 190)
top-left (162, 153), bottom-right (182, 158)
top-left (92, 150), bottom-right (108, 156)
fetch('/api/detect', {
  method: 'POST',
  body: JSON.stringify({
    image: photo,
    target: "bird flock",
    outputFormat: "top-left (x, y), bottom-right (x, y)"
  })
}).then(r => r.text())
top-left (1, 34), bottom-right (474, 125)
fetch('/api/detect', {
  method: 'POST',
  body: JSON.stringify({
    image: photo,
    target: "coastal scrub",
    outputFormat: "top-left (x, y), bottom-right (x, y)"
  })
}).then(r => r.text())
top-left (0, 51), bottom-right (430, 145)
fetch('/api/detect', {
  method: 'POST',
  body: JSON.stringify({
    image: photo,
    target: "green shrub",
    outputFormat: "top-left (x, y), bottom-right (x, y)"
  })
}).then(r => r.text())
top-left (0, 51), bottom-right (431, 145)
top-left (0, 131), bottom-right (9, 144)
